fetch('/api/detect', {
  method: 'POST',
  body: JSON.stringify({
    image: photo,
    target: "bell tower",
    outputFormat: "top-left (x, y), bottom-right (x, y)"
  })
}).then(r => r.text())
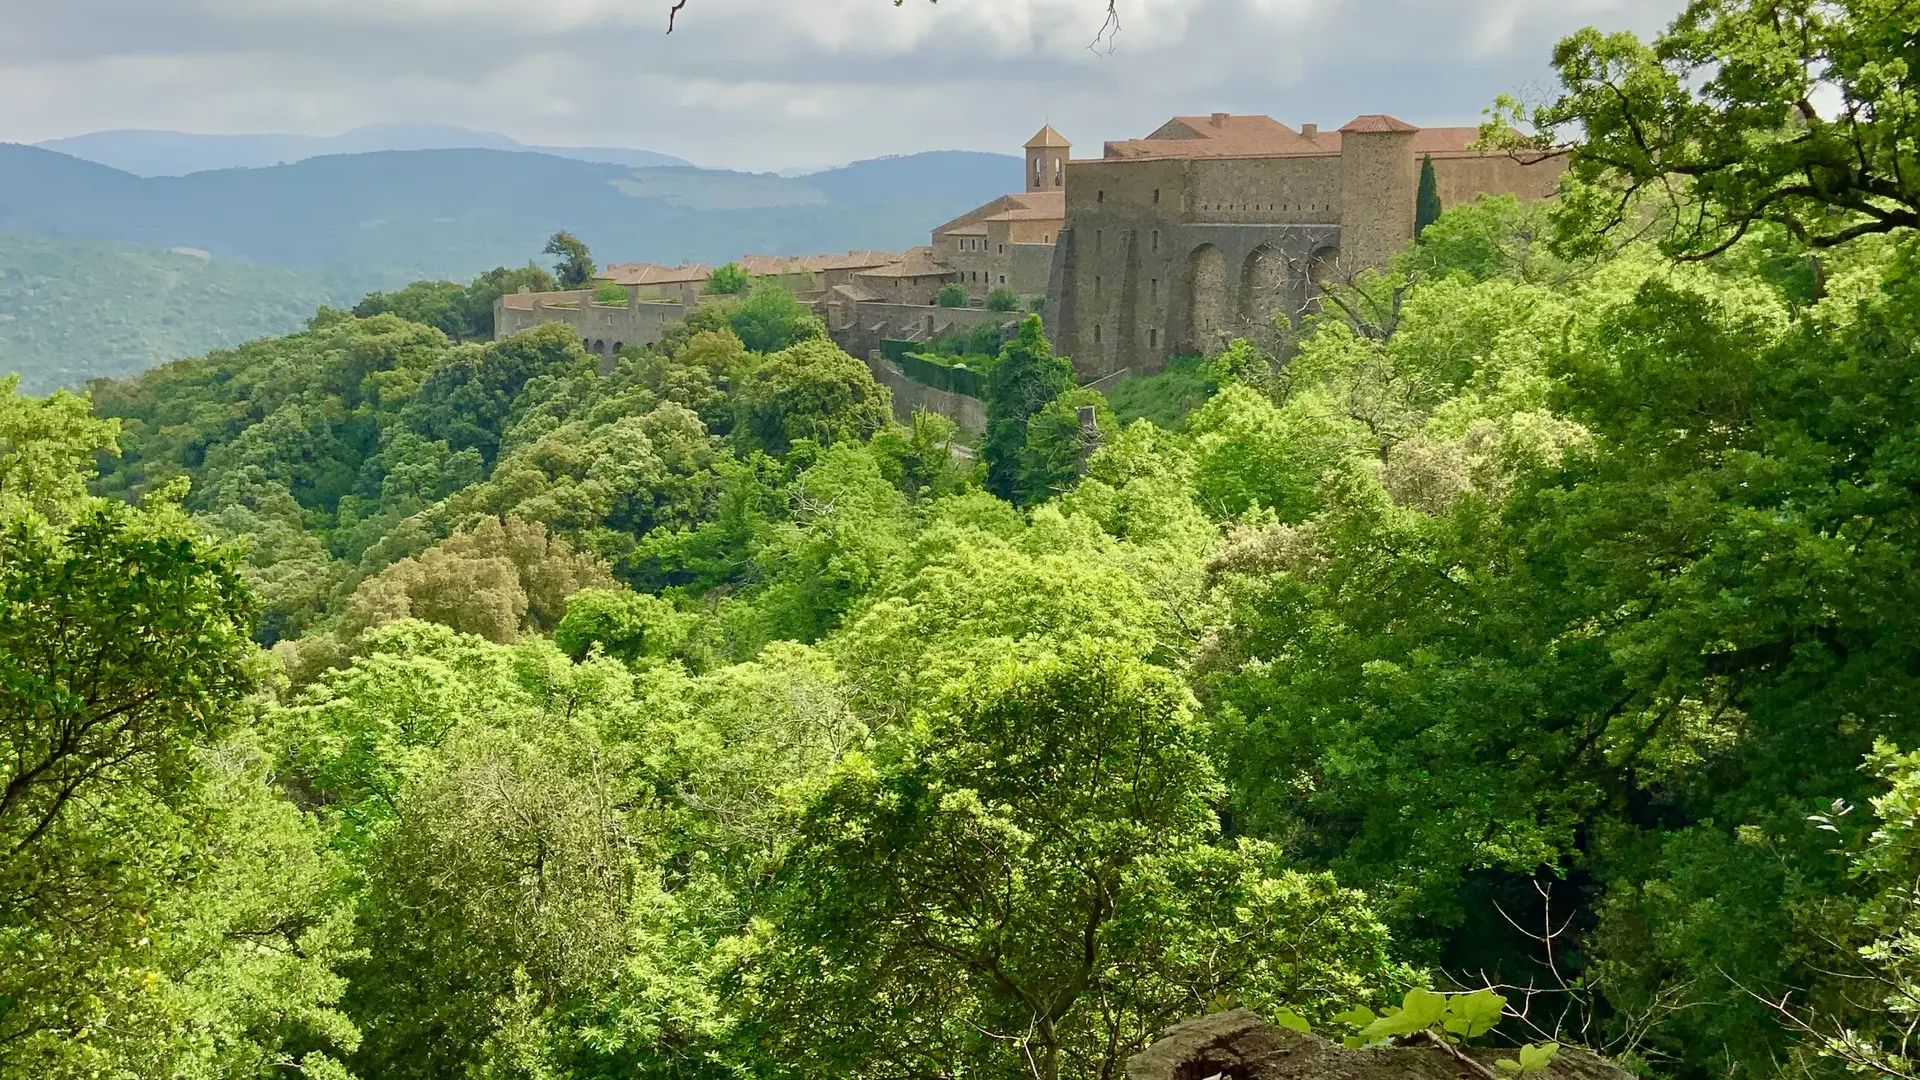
top-left (1024, 124), bottom-right (1071, 193)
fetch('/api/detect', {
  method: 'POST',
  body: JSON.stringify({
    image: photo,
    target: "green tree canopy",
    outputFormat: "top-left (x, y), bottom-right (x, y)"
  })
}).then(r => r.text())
top-left (705, 262), bottom-right (751, 294)
top-left (740, 648), bottom-right (1402, 1080)
top-left (1490, 0), bottom-right (1920, 259)
top-left (543, 230), bottom-right (597, 288)
top-left (728, 281), bottom-right (826, 353)
top-left (732, 338), bottom-right (892, 456)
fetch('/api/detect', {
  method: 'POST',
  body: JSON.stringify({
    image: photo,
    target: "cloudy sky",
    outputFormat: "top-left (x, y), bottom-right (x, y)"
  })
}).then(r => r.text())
top-left (0, 0), bottom-right (1679, 172)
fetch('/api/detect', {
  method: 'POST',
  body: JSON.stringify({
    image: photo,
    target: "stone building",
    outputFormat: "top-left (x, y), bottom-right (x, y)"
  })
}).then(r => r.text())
top-left (1045, 112), bottom-right (1564, 378)
top-left (495, 288), bottom-right (691, 362)
top-left (926, 125), bottom-right (1071, 304)
top-left (598, 262), bottom-right (712, 305)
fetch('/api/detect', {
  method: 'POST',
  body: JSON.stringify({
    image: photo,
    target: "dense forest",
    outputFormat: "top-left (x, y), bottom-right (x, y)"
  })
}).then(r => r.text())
top-left (0, 233), bottom-right (338, 393)
top-left (4, 2), bottom-right (1919, 1078)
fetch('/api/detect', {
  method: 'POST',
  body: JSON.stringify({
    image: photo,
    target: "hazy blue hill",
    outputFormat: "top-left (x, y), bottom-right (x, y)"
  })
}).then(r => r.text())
top-left (0, 232), bottom-right (335, 393)
top-left (806, 151), bottom-right (1023, 204)
top-left (36, 123), bottom-right (690, 176)
top-left (0, 146), bottom-right (1005, 284)
top-left (0, 143), bottom-right (1021, 385)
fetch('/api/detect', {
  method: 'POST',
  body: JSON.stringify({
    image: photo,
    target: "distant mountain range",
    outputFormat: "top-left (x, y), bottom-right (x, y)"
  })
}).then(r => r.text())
top-left (0, 141), bottom-right (1024, 389)
top-left (35, 123), bottom-right (694, 176)
top-left (0, 143), bottom-right (1022, 287)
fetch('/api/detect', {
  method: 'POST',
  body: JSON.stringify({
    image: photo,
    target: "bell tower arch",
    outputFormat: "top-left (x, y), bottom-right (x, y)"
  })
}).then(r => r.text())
top-left (1024, 124), bottom-right (1071, 193)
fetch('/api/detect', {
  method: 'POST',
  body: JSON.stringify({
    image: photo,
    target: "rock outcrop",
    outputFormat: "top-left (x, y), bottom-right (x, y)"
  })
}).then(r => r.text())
top-left (1127, 1010), bottom-right (1630, 1080)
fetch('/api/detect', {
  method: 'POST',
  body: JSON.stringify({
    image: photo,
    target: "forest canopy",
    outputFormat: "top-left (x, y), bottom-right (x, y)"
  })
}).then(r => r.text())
top-left (4, 2), bottom-right (1920, 1079)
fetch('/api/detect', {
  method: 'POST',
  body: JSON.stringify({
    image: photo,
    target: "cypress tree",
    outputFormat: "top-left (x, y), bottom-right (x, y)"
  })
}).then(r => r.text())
top-left (1414, 153), bottom-right (1442, 239)
top-left (982, 315), bottom-right (1073, 502)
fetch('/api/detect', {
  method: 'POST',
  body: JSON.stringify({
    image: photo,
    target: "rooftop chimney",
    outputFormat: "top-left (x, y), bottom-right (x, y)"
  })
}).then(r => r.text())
top-left (1210, 112), bottom-right (1229, 127)
top-left (1301, 123), bottom-right (1318, 137)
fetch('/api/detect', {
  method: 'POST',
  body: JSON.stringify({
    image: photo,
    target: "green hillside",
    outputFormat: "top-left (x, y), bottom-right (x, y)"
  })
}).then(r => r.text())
top-left (0, 232), bottom-right (335, 392)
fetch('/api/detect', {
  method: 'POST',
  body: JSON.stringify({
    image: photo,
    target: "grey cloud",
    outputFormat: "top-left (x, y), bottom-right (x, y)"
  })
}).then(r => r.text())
top-left (0, 0), bottom-right (1682, 171)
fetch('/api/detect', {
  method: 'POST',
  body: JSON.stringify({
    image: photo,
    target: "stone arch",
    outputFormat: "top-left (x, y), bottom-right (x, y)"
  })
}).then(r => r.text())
top-left (582, 337), bottom-right (592, 351)
top-left (611, 341), bottom-right (624, 355)
top-left (593, 339), bottom-right (606, 355)
top-left (1184, 244), bottom-right (1228, 354)
top-left (1237, 243), bottom-right (1291, 327)
top-left (1305, 245), bottom-right (1341, 314)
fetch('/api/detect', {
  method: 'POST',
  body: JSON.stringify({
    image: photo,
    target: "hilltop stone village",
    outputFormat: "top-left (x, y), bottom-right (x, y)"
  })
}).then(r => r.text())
top-left (497, 110), bottom-right (1561, 421)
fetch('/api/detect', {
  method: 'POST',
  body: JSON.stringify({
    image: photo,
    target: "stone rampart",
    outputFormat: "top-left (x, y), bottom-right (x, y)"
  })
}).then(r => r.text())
top-left (495, 291), bottom-right (692, 359)
top-left (833, 303), bottom-right (1018, 360)
top-left (864, 352), bottom-right (988, 434)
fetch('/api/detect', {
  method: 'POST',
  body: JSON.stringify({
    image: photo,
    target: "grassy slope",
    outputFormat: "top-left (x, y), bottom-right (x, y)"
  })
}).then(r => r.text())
top-left (1105, 355), bottom-right (1215, 429)
top-left (0, 232), bottom-right (335, 393)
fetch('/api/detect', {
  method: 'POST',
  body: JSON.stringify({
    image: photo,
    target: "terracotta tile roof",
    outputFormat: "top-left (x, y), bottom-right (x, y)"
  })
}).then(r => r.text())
top-left (600, 262), bottom-right (711, 286)
top-left (830, 281), bottom-right (885, 303)
top-left (856, 247), bottom-right (955, 279)
top-left (983, 206), bottom-right (1064, 223)
top-left (1024, 124), bottom-right (1071, 149)
top-left (822, 249), bottom-right (902, 270)
top-left (736, 254), bottom-right (816, 276)
top-left (1102, 114), bottom-right (1319, 159)
top-left (1412, 128), bottom-right (1487, 154)
top-left (1006, 190), bottom-right (1064, 216)
top-left (1092, 112), bottom-right (1490, 161)
top-left (944, 223), bottom-right (990, 236)
top-left (1340, 114), bottom-right (1419, 134)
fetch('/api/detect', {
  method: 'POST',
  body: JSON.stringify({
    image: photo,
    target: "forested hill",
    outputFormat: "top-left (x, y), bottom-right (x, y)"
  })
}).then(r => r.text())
top-left (8, 4), bottom-right (1920, 1080)
top-left (0, 231), bottom-right (337, 392)
top-left (0, 143), bottom-right (1017, 286)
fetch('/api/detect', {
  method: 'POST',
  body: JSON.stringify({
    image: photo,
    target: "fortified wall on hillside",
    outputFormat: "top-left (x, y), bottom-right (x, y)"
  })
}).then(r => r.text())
top-left (494, 112), bottom-right (1562, 395)
top-left (1044, 113), bottom-right (1563, 378)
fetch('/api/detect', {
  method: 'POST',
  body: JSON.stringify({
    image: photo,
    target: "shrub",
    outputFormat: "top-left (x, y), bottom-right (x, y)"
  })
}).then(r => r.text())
top-left (594, 283), bottom-right (630, 305)
top-left (986, 287), bottom-right (1019, 312)
top-left (936, 283), bottom-right (967, 308)
top-left (706, 263), bottom-right (751, 295)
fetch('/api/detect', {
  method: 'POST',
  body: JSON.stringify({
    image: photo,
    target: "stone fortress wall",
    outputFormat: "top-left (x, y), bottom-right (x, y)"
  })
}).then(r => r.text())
top-left (495, 290), bottom-right (692, 360)
top-left (494, 113), bottom-right (1563, 399)
top-left (1045, 114), bottom-right (1564, 379)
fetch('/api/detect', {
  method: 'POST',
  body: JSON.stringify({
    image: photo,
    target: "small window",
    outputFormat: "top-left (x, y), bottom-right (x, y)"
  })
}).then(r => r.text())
top-left (1150, 278), bottom-right (1158, 300)
top-left (1096, 229), bottom-right (1102, 251)
top-left (1034, 156), bottom-right (1042, 181)
top-left (1097, 190), bottom-right (1105, 203)
top-left (1094, 325), bottom-right (1102, 344)
top-left (1044, 234), bottom-right (1051, 243)
top-left (1152, 230), bottom-right (1159, 252)
top-left (1152, 189), bottom-right (1160, 204)
top-left (1054, 159), bottom-right (1061, 185)
top-left (1095, 275), bottom-right (1102, 297)
top-left (997, 244), bottom-right (1004, 254)
top-left (998, 274), bottom-right (1007, 284)
top-left (1149, 328), bottom-right (1158, 348)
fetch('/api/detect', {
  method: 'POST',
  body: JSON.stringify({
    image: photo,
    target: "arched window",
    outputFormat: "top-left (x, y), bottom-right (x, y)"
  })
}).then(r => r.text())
top-left (1054, 159), bottom-right (1061, 185)
top-left (1034, 156), bottom-right (1042, 182)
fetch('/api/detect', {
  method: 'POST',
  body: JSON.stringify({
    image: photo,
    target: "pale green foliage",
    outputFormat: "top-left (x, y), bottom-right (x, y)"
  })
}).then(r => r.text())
top-left (732, 338), bottom-right (891, 455)
top-left (340, 515), bottom-right (612, 640)
top-left (0, 375), bottom-right (119, 522)
top-left (553, 586), bottom-right (690, 667)
top-left (738, 648), bottom-right (1405, 1080)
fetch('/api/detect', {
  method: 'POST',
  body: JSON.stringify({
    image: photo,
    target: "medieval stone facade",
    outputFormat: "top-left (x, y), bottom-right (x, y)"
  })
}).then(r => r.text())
top-left (1044, 113), bottom-right (1564, 378)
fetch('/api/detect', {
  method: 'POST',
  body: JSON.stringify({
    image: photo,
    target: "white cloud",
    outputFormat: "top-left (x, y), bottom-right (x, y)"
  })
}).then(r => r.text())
top-left (0, 0), bottom-right (1683, 171)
